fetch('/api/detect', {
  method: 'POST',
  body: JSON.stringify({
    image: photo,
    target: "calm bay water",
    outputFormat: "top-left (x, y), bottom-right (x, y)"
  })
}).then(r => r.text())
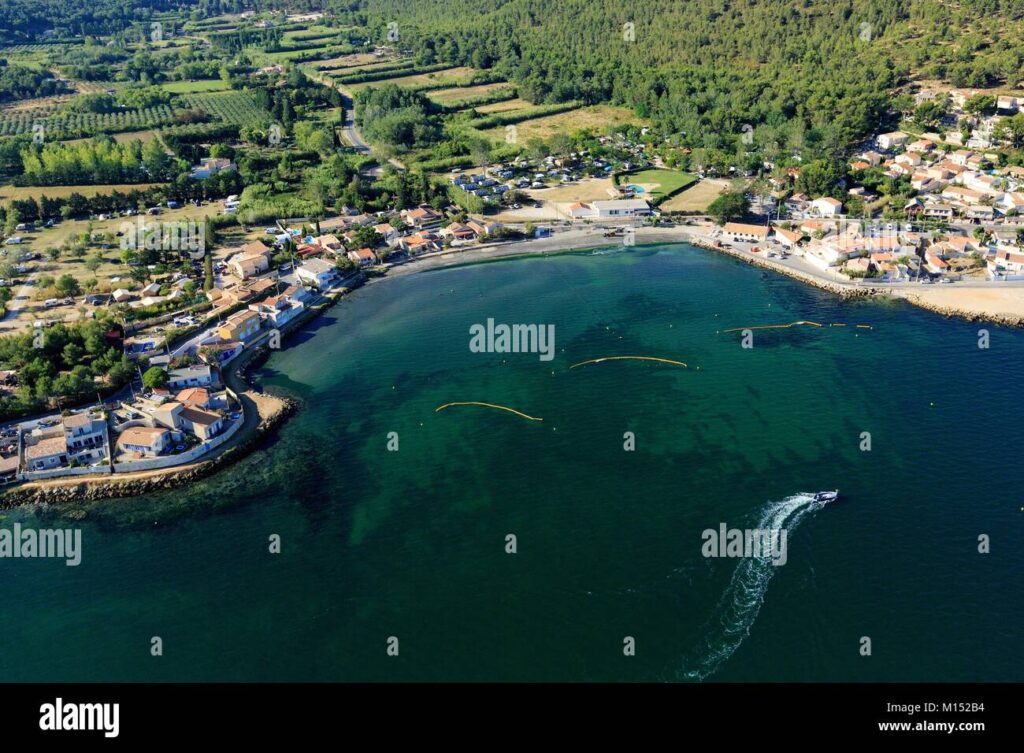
top-left (1, 244), bottom-right (1021, 682)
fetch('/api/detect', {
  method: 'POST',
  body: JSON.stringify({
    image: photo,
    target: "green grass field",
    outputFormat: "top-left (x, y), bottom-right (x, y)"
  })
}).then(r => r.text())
top-left (618, 168), bottom-right (697, 202)
top-left (160, 80), bottom-right (230, 94)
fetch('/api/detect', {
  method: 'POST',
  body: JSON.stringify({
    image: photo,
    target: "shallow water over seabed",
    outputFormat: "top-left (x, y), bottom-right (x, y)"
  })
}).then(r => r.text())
top-left (1, 244), bottom-right (1020, 682)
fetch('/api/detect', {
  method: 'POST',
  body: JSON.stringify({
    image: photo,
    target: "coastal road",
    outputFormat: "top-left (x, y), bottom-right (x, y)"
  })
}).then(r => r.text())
top-left (304, 67), bottom-right (406, 173)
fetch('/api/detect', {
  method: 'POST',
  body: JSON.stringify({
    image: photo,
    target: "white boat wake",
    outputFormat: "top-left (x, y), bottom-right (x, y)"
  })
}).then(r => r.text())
top-left (679, 492), bottom-right (827, 681)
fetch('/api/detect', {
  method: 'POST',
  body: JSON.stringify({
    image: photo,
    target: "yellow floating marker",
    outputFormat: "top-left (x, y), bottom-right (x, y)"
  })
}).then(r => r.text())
top-left (435, 401), bottom-right (543, 422)
top-left (720, 320), bottom-right (823, 333)
top-left (569, 355), bottom-right (688, 370)
top-left (855, 324), bottom-right (873, 330)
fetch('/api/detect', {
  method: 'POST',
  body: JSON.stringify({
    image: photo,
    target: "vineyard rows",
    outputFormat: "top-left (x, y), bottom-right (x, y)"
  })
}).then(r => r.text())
top-left (0, 104), bottom-right (180, 139)
top-left (183, 92), bottom-right (272, 127)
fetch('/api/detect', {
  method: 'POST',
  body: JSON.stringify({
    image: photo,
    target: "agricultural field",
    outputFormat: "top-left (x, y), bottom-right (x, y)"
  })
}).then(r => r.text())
top-left (322, 58), bottom-right (412, 75)
top-left (283, 28), bottom-right (339, 42)
top-left (183, 91), bottom-right (272, 128)
top-left (0, 44), bottom-right (66, 66)
top-left (74, 81), bottom-right (119, 95)
top-left (474, 98), bottom-right (534, 114)
top-left (346, 67), bottom-right (479, 93)
top-left (427, 83), bottom-right (513, 104)
top-left (313, 53), bottom-right (390, 70)
top-left (259, 44), bottom-right (353, 62)
top-left (160, 80), bottom-right (230, 94)
top-left (0, 95), bottom-right (75, 114)
top-left (62, 130), bottom-right (161, 147)
top-left (0, 105), bottom-right (181, 139)
top-left (616, 169), bottom-right (697, 202)
top-left (0, 183), bottom-right (168, 207)
top-left (480, 104), bottom-right (641, 143)
top-left (659, 178), bottom-right (731, 212)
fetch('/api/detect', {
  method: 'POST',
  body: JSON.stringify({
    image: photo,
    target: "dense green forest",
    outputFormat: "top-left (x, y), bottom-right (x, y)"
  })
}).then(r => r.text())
top-left (4, 0), bottom-right (1023, 159)
top-left (0, 64), bottom-right (71, 102)
top-left (326, 0), bottom-right (1024, 159)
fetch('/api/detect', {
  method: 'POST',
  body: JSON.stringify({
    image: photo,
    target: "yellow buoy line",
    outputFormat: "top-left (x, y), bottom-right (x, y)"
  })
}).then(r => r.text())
top-left (569, 356), bottom-right (689, 369)
top-left (720, 320), bottom-right (873, 333)
top-left (721, 320), bottom-right (822, 333)
top-left (435, 401), bottom-right (543, 422)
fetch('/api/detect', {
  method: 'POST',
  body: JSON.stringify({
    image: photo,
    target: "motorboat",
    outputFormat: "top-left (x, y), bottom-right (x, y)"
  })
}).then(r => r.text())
top-left (813, 490), bottom-right (839, 504)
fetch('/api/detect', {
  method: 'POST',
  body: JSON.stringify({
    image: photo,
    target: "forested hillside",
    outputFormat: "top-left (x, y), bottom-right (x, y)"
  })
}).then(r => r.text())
top-left (3, 0), bottom-right (1023, 162)
top-left (328, 0), bottom-right (1024, 159)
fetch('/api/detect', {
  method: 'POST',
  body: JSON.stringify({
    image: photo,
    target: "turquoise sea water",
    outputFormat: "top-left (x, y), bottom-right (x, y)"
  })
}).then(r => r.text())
top-left (1, 244), bottom-right (1021, 682)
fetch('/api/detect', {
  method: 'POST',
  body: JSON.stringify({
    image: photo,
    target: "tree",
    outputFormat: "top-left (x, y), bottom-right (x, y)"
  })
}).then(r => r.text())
top-left (1001, 114), bottom-right (1024, 149)
top-left (707, 192), bottom-right (750, 224)
top-left (796, 159), bottom-right (847, 198)
top-left (203, 253), bottom-right (213, 291)
top-left (55, 274), bottom-right (81, 298)
top-left (964, 94), bottom-right (996, 116)
top-left (914, 98), bottom-right (947, 129)
top-left (84, 252), bottom-right (103, 273)
top-left (142, 366), bottom-right (168, 390)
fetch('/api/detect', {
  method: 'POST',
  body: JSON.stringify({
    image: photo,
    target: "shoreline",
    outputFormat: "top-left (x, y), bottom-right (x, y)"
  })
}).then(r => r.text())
top-left (4, 224), bottom-right (1019, 506)
top-left (377, 225), bottom-right (1024, 327)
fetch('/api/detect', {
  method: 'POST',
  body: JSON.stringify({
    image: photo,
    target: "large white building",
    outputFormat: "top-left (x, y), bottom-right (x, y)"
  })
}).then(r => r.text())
top-left (590, 199), bottom-right (651, 218)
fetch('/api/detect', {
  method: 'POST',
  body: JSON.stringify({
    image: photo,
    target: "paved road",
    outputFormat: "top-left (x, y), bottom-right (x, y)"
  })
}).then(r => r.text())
top-left (305, 68), bottom-right (406, 173)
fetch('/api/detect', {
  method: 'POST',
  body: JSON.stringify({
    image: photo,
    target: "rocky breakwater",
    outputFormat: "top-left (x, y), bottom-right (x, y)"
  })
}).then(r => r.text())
top-left (687, 237), bottom-right (879, 301)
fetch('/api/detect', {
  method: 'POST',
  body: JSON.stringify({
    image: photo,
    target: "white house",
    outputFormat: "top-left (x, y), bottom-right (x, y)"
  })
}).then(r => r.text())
top-left (988, 249), bottom-right (1024, 279)
top-left (996, 95), bottom-right (1020, 113)
top-left (190, 157), bottom-right (237, 180)
top-left (24, 436), bottom-right (69, 471)
top-left (924, 251), bottom-right (949, 274)
top-left (296, 258), bottom-right (341, 290)
top-left (166, 365), bottom-right (214, 390)
top-left (877, 131), bottom-right (910, 150)
top-left (249, 295), bottom-right (304, 327)
top-left (773, 227), bottom-right (804, 249)
top-left (177, 407), bottom-right (225, 441)
top-left (62, 411), bottom-right (107, 464)
top-left (998, 192), bottom-right (1024, 213)
top-left (564, 202), bottom-right (594, 219)
top-left (810, 197), bottom-right (843, 218)
top-left (117, 427), bottom-right (178, 457)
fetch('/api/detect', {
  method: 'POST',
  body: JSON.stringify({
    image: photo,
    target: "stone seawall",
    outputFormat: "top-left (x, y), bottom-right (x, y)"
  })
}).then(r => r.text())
top-left (689, 238), bottom-right (1024, 327)
top-left (688, 238), bottom-right (877, 300)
